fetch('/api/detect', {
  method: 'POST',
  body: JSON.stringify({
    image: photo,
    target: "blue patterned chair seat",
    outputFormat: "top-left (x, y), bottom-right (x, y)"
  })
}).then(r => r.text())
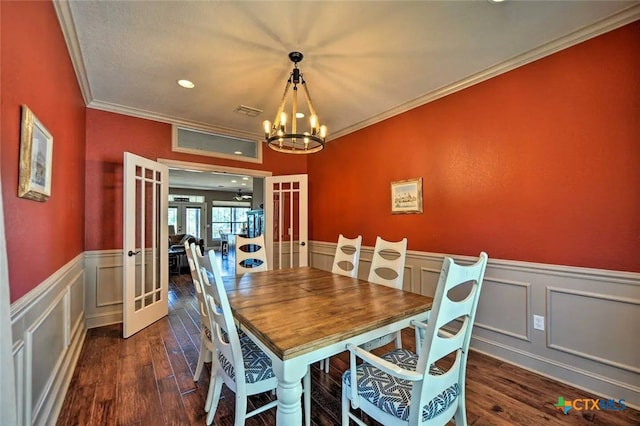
top-left (218, 334), bottom-right (275, 383)
top-left (342, 348), bottom-right (459, 422)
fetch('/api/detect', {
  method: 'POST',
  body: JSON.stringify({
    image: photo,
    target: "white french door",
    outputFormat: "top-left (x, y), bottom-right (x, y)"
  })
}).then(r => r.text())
top-left (123, 152), bottom-right (168, 338)
top-left (168, 202), bottom-right (206, 238)
top-left (265, 174), bottom-right (308, 269)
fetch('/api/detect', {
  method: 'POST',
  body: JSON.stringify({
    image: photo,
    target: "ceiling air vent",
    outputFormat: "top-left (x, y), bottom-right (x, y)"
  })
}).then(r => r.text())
top-left (234, 105), bottom-right (262, 117)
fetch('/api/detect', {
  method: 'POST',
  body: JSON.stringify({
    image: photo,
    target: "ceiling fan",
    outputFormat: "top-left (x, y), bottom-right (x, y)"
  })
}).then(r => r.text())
top-left (233, 189), bottom-right (252, 201)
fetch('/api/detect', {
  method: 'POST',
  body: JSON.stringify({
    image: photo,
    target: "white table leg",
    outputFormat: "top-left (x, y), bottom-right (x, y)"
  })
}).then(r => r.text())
top-left (274, 360), bottom-right (305, 425)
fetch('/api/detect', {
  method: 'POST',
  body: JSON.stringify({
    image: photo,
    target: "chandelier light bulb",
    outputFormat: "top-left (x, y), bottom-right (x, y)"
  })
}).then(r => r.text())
top-left (319, 125), bottom-right (327, 139)
top-left (263, 120), bottom-right (271, 136)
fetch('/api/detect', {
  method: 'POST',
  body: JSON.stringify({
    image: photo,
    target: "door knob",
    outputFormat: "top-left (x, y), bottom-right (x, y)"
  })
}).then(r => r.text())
top-left (300, 242), bottom-right (306, 246)
top-left (127, 250), bottom-right (141, 257)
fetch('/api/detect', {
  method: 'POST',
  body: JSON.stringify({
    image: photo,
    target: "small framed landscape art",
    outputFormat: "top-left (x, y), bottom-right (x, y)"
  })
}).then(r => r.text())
top-left (18, 105), bottom-right (53, 202)
top-left (391, 177), bottom-right (423, 214)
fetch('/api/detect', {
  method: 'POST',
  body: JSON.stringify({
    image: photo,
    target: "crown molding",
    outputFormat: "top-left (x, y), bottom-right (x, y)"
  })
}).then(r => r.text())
top-left (53, 0), bottom-right (92, 106)
top-left (87, 100), bottom-right (262, 142)
top-left (329, 4), bottom-right (640, 141)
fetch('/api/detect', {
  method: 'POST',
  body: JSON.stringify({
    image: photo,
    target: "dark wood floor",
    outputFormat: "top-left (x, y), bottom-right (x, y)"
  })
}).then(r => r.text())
top-left (58, 259), bottom-right (640, 425)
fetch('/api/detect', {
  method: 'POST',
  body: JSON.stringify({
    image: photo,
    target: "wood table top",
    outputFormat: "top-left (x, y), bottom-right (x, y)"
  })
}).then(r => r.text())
top-left (222, 267), bottom-right (433, 360)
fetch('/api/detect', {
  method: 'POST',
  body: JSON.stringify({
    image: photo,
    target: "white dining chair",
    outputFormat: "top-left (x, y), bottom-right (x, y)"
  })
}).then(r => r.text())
top-left (201, 254), bottom-right (311, 426)
top-left (342, 252), bottom-right (488, 426)
top-left (184, 241), bottom-right (214, 382)
top-left (186, 242), bottom-right (247, 382)
top-left (331, 234), bottom-right (363, 278)
top-left (361, 236), bottom-right (408, 352)
top-left (236, 234), bottom-right (268, 274)
top-left (319, 234), bottom-right (363, 373)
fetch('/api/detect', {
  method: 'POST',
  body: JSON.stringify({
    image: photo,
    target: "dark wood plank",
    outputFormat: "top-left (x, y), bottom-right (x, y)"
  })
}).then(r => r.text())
top-left (148, 321), bottom-right (174, 380)
top-left (162, 314), bottom-right (199, 393)
top-left (157, 376), bottom-right (192, 426)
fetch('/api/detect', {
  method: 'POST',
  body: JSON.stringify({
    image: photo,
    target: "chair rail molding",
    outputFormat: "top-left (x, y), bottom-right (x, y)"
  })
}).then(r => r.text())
top-left (309, 240), bottom-right (640, 409)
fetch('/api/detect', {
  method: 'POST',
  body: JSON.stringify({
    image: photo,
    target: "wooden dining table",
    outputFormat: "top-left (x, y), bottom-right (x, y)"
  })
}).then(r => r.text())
top-left (222, 266), bottom-right (433, 425)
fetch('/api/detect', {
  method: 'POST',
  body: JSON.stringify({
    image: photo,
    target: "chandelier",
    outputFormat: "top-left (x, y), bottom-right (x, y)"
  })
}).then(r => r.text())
top-left (263, 52), bottom-right (327, 154)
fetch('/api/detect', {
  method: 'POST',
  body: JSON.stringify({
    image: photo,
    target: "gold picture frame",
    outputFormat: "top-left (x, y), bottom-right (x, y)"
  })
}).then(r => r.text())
top-left (391, 177), bottom-right (423, 214)
top-left (18, 105), bottom-right (53, 201)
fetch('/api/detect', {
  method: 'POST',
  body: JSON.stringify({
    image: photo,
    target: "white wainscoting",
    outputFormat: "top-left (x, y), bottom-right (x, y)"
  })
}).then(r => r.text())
top-left (310, 240), bottom-right (640, 409)
top-left (83, 244), bottom-right (640, 409)
top-left (84, 249), bottom-right (124, 328)
top-left (10, 253), bottom-right (85, 425)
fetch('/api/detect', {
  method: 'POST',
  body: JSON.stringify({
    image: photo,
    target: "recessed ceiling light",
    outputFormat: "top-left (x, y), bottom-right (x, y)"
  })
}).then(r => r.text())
top-left (488, 0), bottom-right (507, 3)
top-left (242, 177), bottom-right (249, 180)
top-left (241, 183), bottom-right (247, 186)
top-left (177, 79), bottom-right (195, 89)
top-left (234, 151), bottom-right (243, 155)
top-left (296, 112), bottom-right (305, 119)
top-left (231, 180), bottom-right (237, 183)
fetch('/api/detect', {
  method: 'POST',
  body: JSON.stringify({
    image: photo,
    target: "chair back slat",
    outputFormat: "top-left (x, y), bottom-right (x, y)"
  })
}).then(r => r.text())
top-left (236, 234), bottom-right (268, 274)
top-left (184, 242), bottom-right (210, 325)
top-left (331, 234), bottom-right (362, 278)
top-left (367, 237), bottom-right (407, 288)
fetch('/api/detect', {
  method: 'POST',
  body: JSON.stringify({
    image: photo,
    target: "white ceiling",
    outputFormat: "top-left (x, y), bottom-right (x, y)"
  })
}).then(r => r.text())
top-left (168, 168), bottom-right (254, 193)
top-left (54, 0), bottom-right (639, 190)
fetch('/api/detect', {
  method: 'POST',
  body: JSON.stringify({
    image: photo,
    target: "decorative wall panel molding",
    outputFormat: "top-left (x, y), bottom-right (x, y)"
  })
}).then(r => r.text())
top-left (475, 277), bottom-right (531, 342)
top-left (309, 240), bottom-right (640, 408)
top-left (85, 250), bottom-right (124, 328)
top-left (547, 287), bottom-right (640, 374)
top-left (10, 254), bottom-right (85, 425)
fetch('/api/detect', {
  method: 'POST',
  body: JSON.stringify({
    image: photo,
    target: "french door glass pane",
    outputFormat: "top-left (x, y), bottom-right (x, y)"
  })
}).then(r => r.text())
top-left (185, 207), bottom-right (201, 238)
top-left (168, 207), bottom-right (177, 233)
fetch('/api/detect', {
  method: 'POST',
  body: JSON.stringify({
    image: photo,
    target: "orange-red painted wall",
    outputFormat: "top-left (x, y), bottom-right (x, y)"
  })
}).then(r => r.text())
top-left (1, 1), bottom-right (87, 302)
top-left (85, 109), bottom-right (307, 251)
top-left (308, 21), bottom-right (640, 273)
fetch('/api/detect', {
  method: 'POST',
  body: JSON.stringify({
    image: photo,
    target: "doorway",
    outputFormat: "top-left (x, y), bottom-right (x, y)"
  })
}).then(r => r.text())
top-left (168, 202), bottom-right (206, 239)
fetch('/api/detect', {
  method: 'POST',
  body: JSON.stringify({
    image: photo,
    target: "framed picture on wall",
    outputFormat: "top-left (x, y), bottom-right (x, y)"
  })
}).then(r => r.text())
top-left (390, 177), bottom-right (423, 214)
top-left (18, 105), bottom-right (53, 202)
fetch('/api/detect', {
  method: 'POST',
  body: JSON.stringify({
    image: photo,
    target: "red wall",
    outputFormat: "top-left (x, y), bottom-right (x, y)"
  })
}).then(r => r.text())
top-left (308, 22), bottom-right (640, 273)
top-left (85, 109), bottom-right (307, 250)
top-left (1, 1), bottom-right (87, 302)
